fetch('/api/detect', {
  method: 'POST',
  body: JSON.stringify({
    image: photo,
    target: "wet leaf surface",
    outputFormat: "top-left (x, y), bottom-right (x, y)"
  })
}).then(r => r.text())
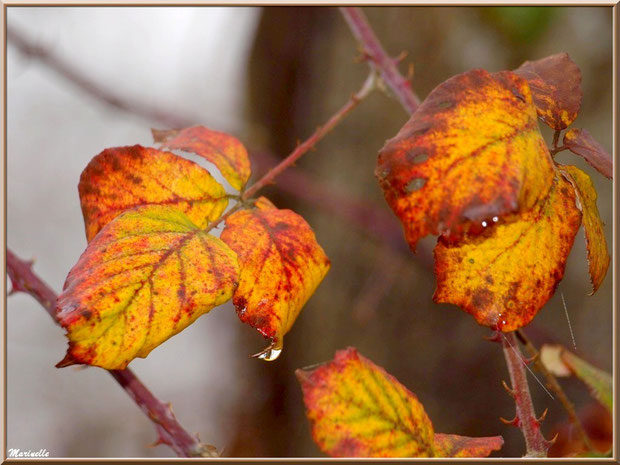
top-left (434, 175), bottom-right (582, 331)
top-left (220, 199), bottom-right (330, 359)
top-left (377, 69), bottom-right (554, 250)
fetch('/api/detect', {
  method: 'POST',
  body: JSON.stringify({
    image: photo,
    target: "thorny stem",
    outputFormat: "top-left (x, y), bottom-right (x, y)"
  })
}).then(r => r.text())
top-left (241, 72), bottom-right (377, 200)
top-left (501, 332), bottom-right (554, 457)
top-left (516, 330), bottom-right (594, 452)
top-left (340, 7), bottom-right (421, 114)
top-left (6, 249), bottom-right (217, 458)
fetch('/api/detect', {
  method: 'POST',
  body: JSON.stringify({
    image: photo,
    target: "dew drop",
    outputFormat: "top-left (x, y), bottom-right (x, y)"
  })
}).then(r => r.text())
top-left (406, 177), bottom-right (426, 192)
top-left (492, 216), bottom-right (499, 223)
top-left (482, 221), bottom-right (488, 227)
top-left (468, 258), bottom-right (475, 264)
top-left (407, 151), bottom-right (429, 164)
top-left (252, 339), bottom-right (283, 362)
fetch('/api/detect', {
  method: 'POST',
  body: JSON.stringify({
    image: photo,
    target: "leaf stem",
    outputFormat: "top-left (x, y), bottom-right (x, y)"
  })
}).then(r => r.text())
top-left (241, 72), bottom-right (376, 201)
top-left (6, 248), bottom-right (217, 457)
top-left (501, 331), bottom-right (552, 457)
top-left (340, 7), bottom-right (420, 114)
top-left (515, 329), bottom-right (594, 452)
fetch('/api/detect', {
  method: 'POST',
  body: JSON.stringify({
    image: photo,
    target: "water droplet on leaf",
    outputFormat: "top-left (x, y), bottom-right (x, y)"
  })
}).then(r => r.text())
top-left (252, 339), bottom-right (283, 362)
top-left (406, 177), bottom-right (426, 192)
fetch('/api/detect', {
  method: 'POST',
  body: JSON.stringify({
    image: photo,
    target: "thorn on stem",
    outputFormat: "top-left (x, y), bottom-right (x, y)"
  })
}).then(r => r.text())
top-left (499, 415), bottom-right (521, 427)
top-left (545, 432), bottom-right (559, 449)
top-left (485, 331), bottom-right (503, 343)
top-left (392, 50), bottom-right (408, 64)
top-left (537, 407), bottom-right (549, 424)
top-left (501, 379), bottom-right (517, 398)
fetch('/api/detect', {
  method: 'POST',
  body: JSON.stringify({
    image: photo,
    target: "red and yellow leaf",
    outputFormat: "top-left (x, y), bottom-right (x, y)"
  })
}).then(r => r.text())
top-left (377, 69), bottom-right (554, 250)
top-left (434, 433), bottom-right (504, 458)
top-left (297, 348), bottom-right (503, 458)
top-left (559, 165), bottom-right (610, 293)
top-left (79, 145), bottom-right (228, 242)
top-left (297, 347), bottom-right (435, 457)
top-left (56, 205), bottom-right (239, 370)
top-left (220, 201), bottom-right (329, 359)
top-left (514, 53), bottom-right (582, 130)
top-left (434, 174), bottom-right (582, 331)
top-left (153, 126), bottom-right (251, 191)
top-left (563, 129), bottom-right (613, 180)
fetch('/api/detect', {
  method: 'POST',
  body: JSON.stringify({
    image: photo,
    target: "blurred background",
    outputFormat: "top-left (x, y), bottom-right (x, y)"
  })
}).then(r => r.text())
top-left (6, 6), bottom-right (613, 458)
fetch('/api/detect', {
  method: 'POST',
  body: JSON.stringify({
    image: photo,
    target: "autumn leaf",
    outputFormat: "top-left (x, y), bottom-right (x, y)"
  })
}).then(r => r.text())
top-left (559, 165), bottom-right (610, 293)
top-left (514, 53), bottom-right (582, 130)
top-left (56, 205), bottom-right (239, 370)
top-left (153, 125), bottom-right (251, 191)
top-left (563, 129), bottom-right (613, 180)
top-left (540, 345), bottom-right (612, 413)
top-left (434, 174), bottom-right (582, 331)
top-left (377, 69), bottom-right (555, 250)
top-left (434, 433), bottom-right (504, 458)
top-left (79, 145), bottom-right (228, 242)
top-left (297, 347), bottom-right (503, 458)
top-left (220, 198), bottom-right (329, 360)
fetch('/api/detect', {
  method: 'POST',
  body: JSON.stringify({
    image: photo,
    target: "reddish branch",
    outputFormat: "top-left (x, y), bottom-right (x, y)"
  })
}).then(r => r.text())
top-left (6, 249), bottom-right (217, 457)
top-left (500, 332), bottom-right (554, 457)
top-left (516, 330), bottom-right (593, 451)
top-left (340, 7), bottom-right (420, 114)
top-left (242, 73), bottom-right (376, 200)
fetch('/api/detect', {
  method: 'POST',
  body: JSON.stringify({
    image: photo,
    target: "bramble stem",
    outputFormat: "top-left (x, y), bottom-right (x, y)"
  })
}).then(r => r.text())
top-left (6, 249), bottom-right (216, 457)
top-left (241, 72), bottom-right (376, 200)
top-left (340, 7), bottom-right (420, 114)
top-left (516, 330), bottom-right (594, 451)
top-left (501, 332), bottom-right (551, 457)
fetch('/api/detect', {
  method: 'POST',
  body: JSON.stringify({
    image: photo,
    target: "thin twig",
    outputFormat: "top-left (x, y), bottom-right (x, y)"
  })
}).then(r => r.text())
top-left (501, 332), bottom-right (554, 457)
top-left (340, 7), bottom-right (420, 114)
top-left (6, 249), bottom-right (217, 457)
top-left (7, 27), bottom-right (193, 129)
top-left (241, 72), bottom-right (376, 200)
top-left (516, 329), bottom-right (594, 452)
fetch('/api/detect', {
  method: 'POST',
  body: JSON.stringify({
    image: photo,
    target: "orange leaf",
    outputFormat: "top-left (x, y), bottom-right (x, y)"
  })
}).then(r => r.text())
top-left (514, 53), bottom-right (582, 130)
top-left (153, 126), bottom-right (251, 191)
top-left (297, 348), bottom-right (503, 458)
top-left (559, 165), bottom-right (610, 294)
top-left (434, 174), bottom-right (582, 331)
top-left (220, 202), bottom-right (329, 360)
top-left (434, 433), bottom-right (504, 458)
top-left (56, 205), bottom-right (239, 370)
top-left (563, 129), bottom-right (613, 180)
top-left (79, 145), bottom-right (228, 242)
top-left (377, 69), bottom-right (554, 250)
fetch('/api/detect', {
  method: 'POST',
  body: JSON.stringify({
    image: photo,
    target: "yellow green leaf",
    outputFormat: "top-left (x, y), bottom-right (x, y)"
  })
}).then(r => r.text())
top-left (79, 145), bottom-right (228, 242)
top-left (153, 126), bottom-right (251, 191)
top-left (514, 53), bottom-right (582, 130)
top-left (434, 174), bottom-right (582, 331)
top-left (559, 165), bottom-right (610, 294)
top-left (56, 205), bottom-right (239, 370)
top-left (434, 433), bottom-right (504, 458)
top-left (297, 348), bottom-right (503, 458)
top-left (377, 69), bottom-right (555, 250)
top-left (540, 345), bottom-right (612, 413)
top-left (220, 203), bottom-right (330, 360)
